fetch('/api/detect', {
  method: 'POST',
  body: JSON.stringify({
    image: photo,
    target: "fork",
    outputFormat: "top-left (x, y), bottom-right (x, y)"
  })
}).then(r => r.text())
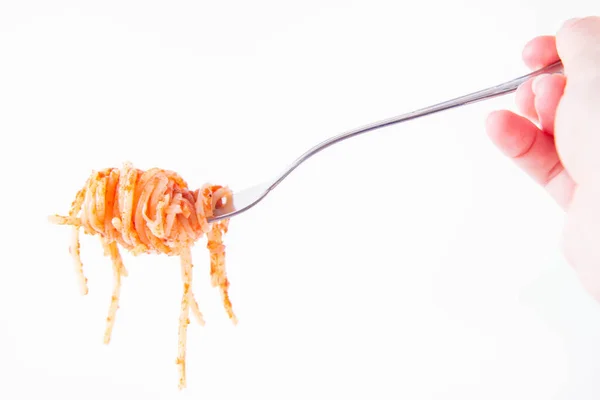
top-left (208, 60), bottom-right (564, 223)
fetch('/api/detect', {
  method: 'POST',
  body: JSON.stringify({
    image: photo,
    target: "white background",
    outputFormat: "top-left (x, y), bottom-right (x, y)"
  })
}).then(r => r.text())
top-left (0, 1), bottom-right (599, 399)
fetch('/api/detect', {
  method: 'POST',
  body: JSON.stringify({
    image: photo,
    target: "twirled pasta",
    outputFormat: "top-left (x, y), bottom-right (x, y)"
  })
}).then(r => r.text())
top-left (49, 162), bottom-right (236, 389)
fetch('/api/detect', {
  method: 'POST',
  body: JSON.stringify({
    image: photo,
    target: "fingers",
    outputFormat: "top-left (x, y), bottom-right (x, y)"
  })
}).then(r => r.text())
top-left (556, 17), bottom-right (600, 82)
top-left (515, 73), bottom-right (566, 134)
top-left (532, 73), bottom-right (567, 135)
top-left (486, 110), bottom-right (575, 208)
top-left (515, 78), bottom-right (538, 121)
top-left (486, 110), bottom-right (560, 182)
top-left (515, 35), bottom-right (563, 128)
top-left (522, 35), bottom-right (560, 69)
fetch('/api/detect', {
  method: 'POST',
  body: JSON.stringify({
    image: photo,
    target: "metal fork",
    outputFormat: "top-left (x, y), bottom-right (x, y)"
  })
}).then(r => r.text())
top-left (208, 60), bottom-right (564, 223)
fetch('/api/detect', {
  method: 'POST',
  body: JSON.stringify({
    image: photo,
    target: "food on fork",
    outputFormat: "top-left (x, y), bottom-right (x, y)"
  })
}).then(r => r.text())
top-left (48, 162), bottom-right (237, 390)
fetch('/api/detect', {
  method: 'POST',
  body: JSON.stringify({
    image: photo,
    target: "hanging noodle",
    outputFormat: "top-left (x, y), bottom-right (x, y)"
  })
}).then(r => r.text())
top-left (48, 162), bottom-right (236, 390)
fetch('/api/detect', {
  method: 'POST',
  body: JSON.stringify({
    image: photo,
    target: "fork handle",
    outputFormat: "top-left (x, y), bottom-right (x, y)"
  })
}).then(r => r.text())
top-left (400, 60), bottom-right (564, 117)
top-left (271, 60), bottom-right (564, 191)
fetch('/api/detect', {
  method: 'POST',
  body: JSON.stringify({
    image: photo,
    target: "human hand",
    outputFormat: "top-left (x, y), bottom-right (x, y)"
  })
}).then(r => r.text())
top-left (486, 17), bottom-right (600, 301)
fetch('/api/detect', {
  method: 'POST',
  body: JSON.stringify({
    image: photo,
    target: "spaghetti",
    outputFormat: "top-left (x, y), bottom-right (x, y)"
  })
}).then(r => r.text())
top-left (49, 162), bottom-right (236, 389)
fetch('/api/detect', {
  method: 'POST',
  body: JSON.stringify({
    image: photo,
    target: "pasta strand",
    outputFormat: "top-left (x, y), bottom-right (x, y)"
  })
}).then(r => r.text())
top-left (49, 162), bottom-right (236, 389)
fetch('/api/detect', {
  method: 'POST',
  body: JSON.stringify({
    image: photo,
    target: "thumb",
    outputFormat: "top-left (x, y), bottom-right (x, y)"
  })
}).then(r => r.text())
top-left (553, 17), bottom-right (600, 186)
top-left (556, 17), bottom-right (600, 81)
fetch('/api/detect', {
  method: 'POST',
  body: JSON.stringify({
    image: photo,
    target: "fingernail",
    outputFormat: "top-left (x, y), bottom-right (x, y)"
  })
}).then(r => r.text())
top-left (531, 74), bottom-right (549, 94)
